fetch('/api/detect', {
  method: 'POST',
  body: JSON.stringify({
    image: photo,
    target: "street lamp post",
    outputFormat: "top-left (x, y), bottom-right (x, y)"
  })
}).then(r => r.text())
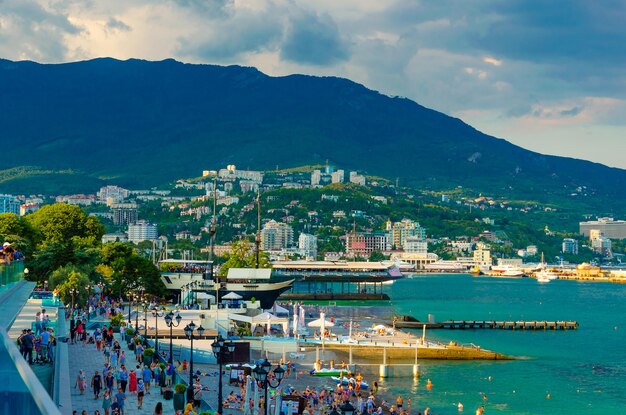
top-left (128, 295), bottom-right (133, 324)
top-left (164, 311), bottom-right (182, 363)
top-left (252, 358), bottom-right (285, 415)
top-left (211, 335), bottom-right (236, 415)
top-left (143, 302), bottom-right (149, 339)
top-left (151, 306), bottom-right (165, 355)
top-left (184, 321), bottom-right (205, 404)
top-left (69, 288), bottom-right (78, 316)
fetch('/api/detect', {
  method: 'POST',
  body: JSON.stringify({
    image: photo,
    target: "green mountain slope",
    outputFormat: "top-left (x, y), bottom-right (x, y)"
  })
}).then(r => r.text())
top-left (0, 57), bottom-right (624, 209)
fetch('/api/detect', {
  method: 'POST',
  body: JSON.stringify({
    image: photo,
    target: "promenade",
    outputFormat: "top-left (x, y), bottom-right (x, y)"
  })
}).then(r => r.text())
top-left (68, 328), bottom-right (167, 415)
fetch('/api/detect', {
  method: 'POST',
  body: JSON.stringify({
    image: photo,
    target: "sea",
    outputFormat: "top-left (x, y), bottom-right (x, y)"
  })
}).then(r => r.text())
top-left (374, 274), bottom-right (626, 415)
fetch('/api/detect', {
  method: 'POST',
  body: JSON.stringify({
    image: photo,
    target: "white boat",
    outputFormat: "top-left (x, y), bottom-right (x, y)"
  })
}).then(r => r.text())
top-left (491, 265), bottom-right (525, 277)
top-left (535, 269), bottom-right (558, 283)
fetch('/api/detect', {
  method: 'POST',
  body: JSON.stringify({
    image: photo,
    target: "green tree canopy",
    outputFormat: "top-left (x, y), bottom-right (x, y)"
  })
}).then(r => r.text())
top-left (26, 203), bottom-right (104, 246)
top-left (49, 264), bottom-right (91, 307)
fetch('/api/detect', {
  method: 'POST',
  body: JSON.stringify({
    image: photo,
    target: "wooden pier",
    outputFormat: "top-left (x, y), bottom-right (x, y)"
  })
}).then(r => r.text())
top-left (440, 320), bottom-right (578, 330)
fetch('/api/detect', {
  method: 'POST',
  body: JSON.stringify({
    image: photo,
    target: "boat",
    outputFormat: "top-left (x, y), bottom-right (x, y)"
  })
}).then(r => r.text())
top-left (535, 269), bottom-right (558, 283)
top-left (331, 376), bottom-right (369, 389)
top-left (424, 260), bottom-right (466, 273)
top-left (309, 368), bottom-right (345, 377)
top-left (490, 265), bottom-right (525, 277)
top-left (160, 260), bottom-right (294, 309)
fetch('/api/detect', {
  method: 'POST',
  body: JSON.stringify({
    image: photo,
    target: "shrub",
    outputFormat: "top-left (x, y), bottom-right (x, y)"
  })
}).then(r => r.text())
top-left (143, 347), bottom-right (155, 358)
top-left (110, 314), bottom-right (124, 327)
top-left (134, 337), bottom-right (143, 345)
top-left (174, 383), bottom-right (187, 394)
top-left (125, 327), bottom-right (135, 336)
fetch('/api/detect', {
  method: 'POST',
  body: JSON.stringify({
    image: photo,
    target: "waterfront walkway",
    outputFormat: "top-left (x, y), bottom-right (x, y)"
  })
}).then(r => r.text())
top-left (67, 328), bottom-right (167, 415)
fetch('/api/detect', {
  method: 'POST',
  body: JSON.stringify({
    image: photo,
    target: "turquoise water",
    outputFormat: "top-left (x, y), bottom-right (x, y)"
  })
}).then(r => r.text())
top-left (377, 275), bottom-right (626, 414)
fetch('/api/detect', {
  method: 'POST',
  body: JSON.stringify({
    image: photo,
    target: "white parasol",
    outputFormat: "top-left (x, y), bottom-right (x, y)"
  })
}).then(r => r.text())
top-left (243, 375), bottom-right (253, 415)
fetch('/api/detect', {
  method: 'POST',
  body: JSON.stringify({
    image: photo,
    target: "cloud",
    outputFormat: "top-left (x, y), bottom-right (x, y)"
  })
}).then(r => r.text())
top-left (280, 11), bottom-right (349, 66)
top-left (0, 0), bottom-right (81, 61)
top-left (105, 17), bottom-right (131, 33)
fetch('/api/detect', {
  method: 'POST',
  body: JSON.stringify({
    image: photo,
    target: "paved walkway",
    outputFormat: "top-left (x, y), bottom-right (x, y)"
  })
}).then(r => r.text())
top-left (68, 327), bottom-right (173, 415)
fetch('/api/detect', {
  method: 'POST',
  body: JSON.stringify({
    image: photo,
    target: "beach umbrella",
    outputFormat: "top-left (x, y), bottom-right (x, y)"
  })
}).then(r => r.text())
top-left (243, 375), bottom-right (253, 415)
top-left (253, 378), bottom-right (260, 415)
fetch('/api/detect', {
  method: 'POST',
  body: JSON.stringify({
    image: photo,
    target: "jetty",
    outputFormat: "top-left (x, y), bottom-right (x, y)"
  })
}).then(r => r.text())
top-left (393, 316), bottom-right (579, 331)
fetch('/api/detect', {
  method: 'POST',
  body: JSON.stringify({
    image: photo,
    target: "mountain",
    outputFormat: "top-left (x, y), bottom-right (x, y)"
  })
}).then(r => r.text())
top-left (0, 57), bottom-right (624, 209)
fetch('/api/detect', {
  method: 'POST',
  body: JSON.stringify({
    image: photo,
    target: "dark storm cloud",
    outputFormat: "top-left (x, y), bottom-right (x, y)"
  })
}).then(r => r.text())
top-left (105, 17), bottom-right (131, 32)
top-left (280, 11), bottom-right (349, 66)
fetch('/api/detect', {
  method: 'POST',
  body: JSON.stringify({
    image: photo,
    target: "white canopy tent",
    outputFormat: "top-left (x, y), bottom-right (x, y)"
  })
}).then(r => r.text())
top-left (223, 292), bottom-right (243, 300)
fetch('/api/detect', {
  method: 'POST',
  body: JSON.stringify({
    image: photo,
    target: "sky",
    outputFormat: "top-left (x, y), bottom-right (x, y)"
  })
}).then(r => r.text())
top-left (2, 0), bottom-right (625, 169)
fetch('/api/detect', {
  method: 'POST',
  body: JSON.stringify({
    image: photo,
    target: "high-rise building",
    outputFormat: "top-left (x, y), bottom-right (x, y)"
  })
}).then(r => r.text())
top-left (127, 220), bottom-right (158, 243)
top-left (349, 171), bottom-right (366, 186)
top-left (580, 218), bottom-right (626, 239)
top-left (298, 233), bottom-right (318, 258)
top-left (390, 219), bottom-right (426, 250)
top-left (261, 220), bottom-right (294, 251)
top-left (562, 238), bottom-right (579, 255)
top-left (473, 243), bottom-right (491, 267)
top-left (311, 170), bottom-right (321, 186)
top-left (111, 203), bottom-right (138, 226)
top-left (0, 194), bottom-right (20, 215)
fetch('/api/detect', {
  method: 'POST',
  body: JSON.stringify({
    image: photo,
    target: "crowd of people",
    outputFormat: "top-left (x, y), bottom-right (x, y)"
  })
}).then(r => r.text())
top-left (0, 241), bottom-right (24, 265)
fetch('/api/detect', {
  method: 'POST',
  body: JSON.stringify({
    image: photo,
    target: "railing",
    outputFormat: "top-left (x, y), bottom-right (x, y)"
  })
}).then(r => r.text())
top-left (0, 260), bottom-right (24, 295)
top-left (0, 327), bottom-right (62, 414)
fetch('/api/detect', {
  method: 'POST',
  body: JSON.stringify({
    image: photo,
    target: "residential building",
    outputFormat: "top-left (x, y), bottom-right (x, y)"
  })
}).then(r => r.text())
top-left (261, 220), bottom-right (294, 251)
top-left (240, 180), bottom-right (259, 193)
top-left (345, 232), bottom-right (391, 257)
top-left (127, 220), bottom-right (158, 243)
top-left (580, 217), bottom-right (626, 239)
top-left (298, 233), bottom-right (318, 259)
top-left (111, 203), bottom-right (138, 226)
top-left (404, 236), bottom-right (428, 255)
top-left (331, 169), bottom-right (344, 183)
top-left (20, 203), bottom-right (39, 216)
top-left (349, 171), bottom-right (366, 186)
top-left (473, 243), bottom-right (492, 268)
top-left (0, 194), bottom-right (20, 215)
top-left (389, 219), bottom-right (426, 250)
top-left (55, 194), bottom-right (96, 206)
top-left (562, 238), bottom-right (579, 255)
top-left (311, 170), bottom-right (321, 186)
top-left (591, 236), bottom-right (612, 257)
top-left (98, 185), bottom-right (129, 203)
top-left (102, 233), bottom-right (128, 244)
top-left (218, 165), bottom-right (264, 183)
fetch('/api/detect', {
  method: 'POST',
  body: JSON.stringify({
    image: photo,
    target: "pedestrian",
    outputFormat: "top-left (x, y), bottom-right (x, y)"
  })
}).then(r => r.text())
top-left (102, 389), bottom-right (112, 415)
top-left (153, 402), bottom-right (163, 415)
top-left (137, 379), bottom-right (145, 409)
top-left (118, 366), bottom-right (128, 392)
top-left (113, 387), bottom-right (126, 415)
top-left (76, 369), bottom-right (87, 394)
top-left (142, 365), bottom-right (153, 394)
top-left (92, 370), bottom-right (103, 399)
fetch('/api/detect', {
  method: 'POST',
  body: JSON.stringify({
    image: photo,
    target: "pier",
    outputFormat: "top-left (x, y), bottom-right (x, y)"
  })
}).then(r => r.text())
top-left (394, 318), bottom-right (578, 331)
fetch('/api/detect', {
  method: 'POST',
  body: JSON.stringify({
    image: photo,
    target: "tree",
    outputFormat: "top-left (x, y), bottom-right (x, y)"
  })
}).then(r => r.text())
top-left (29, 238), bottom-right (101, 282)
top-left (369, 251), bottom-right (387, 262)
top-left (49, 264), bottom-right (91, 307)
top-left (218, 239), bottom-right (271, 277)
top-left (101, 242), bottom-right (167, 297)
top-left (26, 203), bottom-right (104, 246)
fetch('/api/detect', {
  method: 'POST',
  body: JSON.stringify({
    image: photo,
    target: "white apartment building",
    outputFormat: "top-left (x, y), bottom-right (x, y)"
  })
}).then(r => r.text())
top-left (127, 220), bottom-right (158, 243)
top-left (331, 170), bottom-right (345, 183)
top-left (99, 185), bottom-right (129, 203)
top-left (299, 233), bottom-right (318, 258)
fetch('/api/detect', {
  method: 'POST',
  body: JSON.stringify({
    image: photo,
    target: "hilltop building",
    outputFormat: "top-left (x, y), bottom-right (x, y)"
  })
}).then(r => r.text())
top-left (311, 170), bottom-right (321, 186)
top-left (298, 233), bottom-right (318, 259)
top-left (580, 217), bottom-right (626, 239)
top-left (19, 203), bottom-right (39, 216)
top-left (218, 165), bottom-right (263, 183)
top-left (562, 238), bottom-right (579, 255)
top-left (102, 233), bottom-right (128, 244)
top-left (99, 185), bottom-right (129, 204)
top-left (127, 220), bottom-right (158, 243)
top-left (55, 194), bottom-right (96, 206)
top-left (349, 171), bottom-right (366, 186)
top-left (261, 220), bottom-right (294, 251)
top-left (331, 170), bottom-right (345, 183)
top-left (0, 194), bottom-right (20, 215)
